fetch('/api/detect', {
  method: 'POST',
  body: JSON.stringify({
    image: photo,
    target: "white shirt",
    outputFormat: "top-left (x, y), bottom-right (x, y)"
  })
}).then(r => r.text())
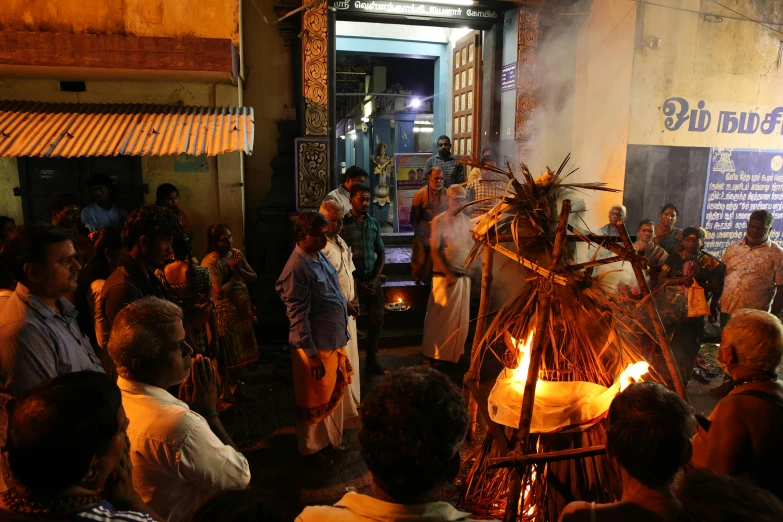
top-left (80, 203), bottom-right (128, 232)
top-left (721, 237), bottom-right (783, 314)
top-left (322, 235), bottom-right (356, 302)
top-left (324, 185), bottom-right (352, 215)
top-left (117, 377), bottom-right (251, 522)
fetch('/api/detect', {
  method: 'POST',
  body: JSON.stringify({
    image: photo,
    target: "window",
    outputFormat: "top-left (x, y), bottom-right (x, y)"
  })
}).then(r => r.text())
top-left (454, 117), bottom-right (460, 133)
top-left (454, 96), bottom-right (459, 112)
top-left (454, 74), bottom-right (459, 91)
top-left (469, 43), bottom-right (474, 62)
top-left (467, 114), bottom-right (473, 132)
top-left (455, 52), bottom-right (460, 67)
top-left (468, 68), bottom-right (473, 86)
top-left (468, 91), bottom-right (473, 109)
top-left (461, 93), bottom-right (466, 111)
top-left (461, 71), bottom-right (466, 89)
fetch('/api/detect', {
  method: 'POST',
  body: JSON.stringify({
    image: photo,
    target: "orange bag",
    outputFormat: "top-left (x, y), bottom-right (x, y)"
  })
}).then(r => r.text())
top-left (687, 281), bottom-right (710, 317)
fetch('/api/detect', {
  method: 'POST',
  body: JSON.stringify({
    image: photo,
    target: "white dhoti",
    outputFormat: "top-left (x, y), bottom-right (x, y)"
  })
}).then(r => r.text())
top-left (295, 390), bottom-right (358, 456)
top-left (346, 316), bottom-right (361, 404)
top-left (421, 276), bottom-right (471, 363)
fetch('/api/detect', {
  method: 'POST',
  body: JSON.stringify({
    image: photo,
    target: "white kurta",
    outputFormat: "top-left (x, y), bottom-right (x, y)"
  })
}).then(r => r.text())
top-left (322, 236), bottom-right (361, 404)
top-left (421, 211), bottom-right (473, 362)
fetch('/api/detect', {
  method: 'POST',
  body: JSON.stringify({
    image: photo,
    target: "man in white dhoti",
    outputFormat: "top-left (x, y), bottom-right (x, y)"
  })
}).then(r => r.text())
top-left (320, 199), bottom-right (361, 405)
top-left (421, 185), bottom-right (472, 364)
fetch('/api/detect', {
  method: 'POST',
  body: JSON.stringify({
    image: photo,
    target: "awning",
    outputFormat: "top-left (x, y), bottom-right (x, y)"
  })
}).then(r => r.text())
top-left (0, 101), bottom-right (254, 158)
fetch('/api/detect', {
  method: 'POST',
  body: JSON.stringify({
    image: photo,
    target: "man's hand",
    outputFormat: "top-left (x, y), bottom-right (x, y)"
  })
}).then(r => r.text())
top-left (186, 355), bottom-right (218, 416)
top-left (445, 272), bottom-right (458, 288)
top-left (309, 354), bottom-right (326, 380)
top-left (358, 281), bottom-right (376, 295)
top-left (347, 302), bottom-right (359, 317)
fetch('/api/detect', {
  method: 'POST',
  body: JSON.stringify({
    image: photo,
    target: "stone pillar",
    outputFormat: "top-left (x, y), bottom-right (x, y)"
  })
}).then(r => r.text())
top-left (275, 4), bottom-right (298, 121)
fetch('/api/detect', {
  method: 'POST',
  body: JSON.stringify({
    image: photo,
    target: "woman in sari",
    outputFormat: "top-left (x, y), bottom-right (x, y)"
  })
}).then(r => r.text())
top-left (202, 224), bottom-right (259, 401)
top-left (155, 183), bottom-right (193, 239)
top-left (654, 203), bottom-right (683, 254)
top-left (658, 226), bottom-right (725, 385)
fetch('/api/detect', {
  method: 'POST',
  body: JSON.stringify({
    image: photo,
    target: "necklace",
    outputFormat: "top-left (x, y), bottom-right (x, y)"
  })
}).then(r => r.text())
top-left (1, 488), bottom-right (101, 518)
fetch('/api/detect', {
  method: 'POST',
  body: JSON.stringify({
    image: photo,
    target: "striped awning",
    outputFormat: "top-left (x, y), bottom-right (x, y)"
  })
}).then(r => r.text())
top-left (0, 101), bottom-right (254, 158)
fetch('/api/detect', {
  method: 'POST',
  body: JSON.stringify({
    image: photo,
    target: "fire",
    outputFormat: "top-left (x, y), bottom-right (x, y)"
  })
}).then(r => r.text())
top-left (509, 329), bottom-right (536, 383)
top-left (397, 298), bottom-right (402, 303)
top-left (619, 361), bottom-right (650, 391)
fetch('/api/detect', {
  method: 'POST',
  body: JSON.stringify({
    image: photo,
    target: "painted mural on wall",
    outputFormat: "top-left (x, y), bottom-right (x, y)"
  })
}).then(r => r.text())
top-left (702, 148), bottom-right (783, 257)
top-left (395, 153), bottom-right (429, 232)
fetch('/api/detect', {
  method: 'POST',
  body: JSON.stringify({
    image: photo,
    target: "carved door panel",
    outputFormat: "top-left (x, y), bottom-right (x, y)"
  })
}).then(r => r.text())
top-left (452, 31), bottom-right (481, 160)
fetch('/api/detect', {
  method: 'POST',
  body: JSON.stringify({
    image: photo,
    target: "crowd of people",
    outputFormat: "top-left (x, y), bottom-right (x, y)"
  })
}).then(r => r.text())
top-left (0, 137), bottom-right (783, 521)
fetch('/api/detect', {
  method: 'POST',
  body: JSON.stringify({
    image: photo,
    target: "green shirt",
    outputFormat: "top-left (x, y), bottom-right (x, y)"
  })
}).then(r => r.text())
top-left (341, 212), bottom-right (385, 280)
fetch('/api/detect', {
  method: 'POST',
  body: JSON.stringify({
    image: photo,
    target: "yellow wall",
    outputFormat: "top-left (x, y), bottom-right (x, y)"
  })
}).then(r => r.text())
top-left (0, 78), bottom-right (243, 256)
top-left (628, 0), bottom-right (783, 149)
top-left (242, 1), bottom-right (286, 253)
top-left (1, 0), bottom-right (240, 47)
top-left (570, 0), bottom-right (637, 230)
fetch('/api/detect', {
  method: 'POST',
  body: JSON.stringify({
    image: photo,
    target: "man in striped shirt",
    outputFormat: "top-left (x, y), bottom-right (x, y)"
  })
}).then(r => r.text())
top-left (424, 136), bottom-right (465, 187)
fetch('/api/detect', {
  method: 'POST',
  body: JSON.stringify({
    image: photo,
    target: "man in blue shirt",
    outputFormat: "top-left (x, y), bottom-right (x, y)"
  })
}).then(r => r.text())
top-left (276, 211), bottom-right (357, 462)
top-left (341, 184), bottom-right (386, 375)
top-left (81, 174), bottom-right (129, 232)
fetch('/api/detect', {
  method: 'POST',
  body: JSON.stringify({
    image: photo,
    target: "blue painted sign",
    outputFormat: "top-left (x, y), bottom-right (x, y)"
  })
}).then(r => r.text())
top-left (501, 63), bottom-right (516, 92)
top-left (663, 97), bottom-right (783, 136)
top-left (174, 154), bottom-right (209, 173)
top-left (701, 148), bottom-right (783, 257)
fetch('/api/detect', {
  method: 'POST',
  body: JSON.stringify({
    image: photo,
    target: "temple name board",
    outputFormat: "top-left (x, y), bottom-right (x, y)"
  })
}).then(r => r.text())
top-left (332, 0), bottom-right (502, 23)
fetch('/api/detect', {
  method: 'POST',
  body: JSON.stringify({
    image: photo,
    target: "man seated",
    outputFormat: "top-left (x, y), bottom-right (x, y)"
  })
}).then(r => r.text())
top-left (0, 371), bottom-right (162, 521)
top-left (296, 367), bottom-right (492, 521)
top-left (691, 309), bottom-right (783, 499)
top-left (559, 382), bottom-right (696, 522)
top-left (108, 297), bottom-right (250, 522)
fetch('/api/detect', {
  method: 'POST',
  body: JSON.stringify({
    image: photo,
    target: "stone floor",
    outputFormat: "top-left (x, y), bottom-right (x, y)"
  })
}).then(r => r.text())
top-left (218, 337), bottom-right (732, 520)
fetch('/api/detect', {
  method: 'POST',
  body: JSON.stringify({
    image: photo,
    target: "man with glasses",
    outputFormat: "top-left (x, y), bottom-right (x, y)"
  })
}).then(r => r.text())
top-left (410, 166), bottom-right (448, 282)
top-left (424, 136), bottom-right (465, 187)
top-left (421, 185), bottom-right (473, 364)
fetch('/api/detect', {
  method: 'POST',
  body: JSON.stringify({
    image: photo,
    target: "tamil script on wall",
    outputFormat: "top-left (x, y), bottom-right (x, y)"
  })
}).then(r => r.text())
top-left (331, 0), bottom-right (501, 22)
top-left (701, 148), bottom-right (783, 257)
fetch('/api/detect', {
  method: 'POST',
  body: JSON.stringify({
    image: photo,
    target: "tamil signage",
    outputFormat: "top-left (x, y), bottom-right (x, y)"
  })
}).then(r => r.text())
top-left (332, 0), bottom-right (502, 23)
top-left (501, 63), bottom-right (516, 92)
top-left (701, 148), bottom-right (783, 257)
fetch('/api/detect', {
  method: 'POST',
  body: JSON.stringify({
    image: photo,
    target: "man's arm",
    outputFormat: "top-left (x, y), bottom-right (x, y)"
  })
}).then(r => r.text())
top-left (369, 225), bottom-right (386, 285)
top-left (697, 397), bottom-right (749, 476)
top-left (410, 190), bottom-right (423, 233)
top-left (429, 220), bottom-right (452, 277)
top-left (771, 249), bottom-right (783, 315)
top-left (1, 323), bottom-right (59, 397)
top-left (102, 282), bottom-right (144, 327)
top-left (275, 266), bottom-right (317, 357)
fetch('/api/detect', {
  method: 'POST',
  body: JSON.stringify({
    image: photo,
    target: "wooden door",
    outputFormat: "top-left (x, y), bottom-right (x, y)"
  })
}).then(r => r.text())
top-left (452, 31), bottom-right (482, 160)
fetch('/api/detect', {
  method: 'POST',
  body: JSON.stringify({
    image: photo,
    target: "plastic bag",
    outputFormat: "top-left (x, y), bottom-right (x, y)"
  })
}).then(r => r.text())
top-left (687, 280), bottom-right (710, 318)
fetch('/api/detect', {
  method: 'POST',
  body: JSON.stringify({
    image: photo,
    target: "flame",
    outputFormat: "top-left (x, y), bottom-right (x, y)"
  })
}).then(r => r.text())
top-left (619, 361), bottom-right (650, 391)
top-left (509, 329), bottom-right (536, 383)
top-left (397, 298), bottom-right (402, 303)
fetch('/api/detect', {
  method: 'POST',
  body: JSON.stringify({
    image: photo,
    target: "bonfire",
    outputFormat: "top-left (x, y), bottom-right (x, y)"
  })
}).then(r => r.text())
top-left (456, 156), bottom-right (684, 521)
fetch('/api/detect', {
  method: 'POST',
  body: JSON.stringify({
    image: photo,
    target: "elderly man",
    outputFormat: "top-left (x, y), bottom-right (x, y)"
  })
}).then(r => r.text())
top-left (108, 297), bottom-right (250, 522)
top-left (421, 185), bottom-right (472, 364)
top-left (597, 204), bottom-right (626, 236)
top-left (297, 367), bottom-right (488, 521)
top-left (424, 135), bottom-right (465, 187)
top-left (691, 309), bottom-right (783, 499)
top-left (465, 158), bottom-right (510, 218)
top-left (319, 199), bottom-right (361, 405)
top-left (716, 210), bottom-right (783, 328)
top-left (324, 166), bottom-right (368, 215)
top-left (276, 211), bottom-right (358, 464)
top-left (410, 166), bottom-right (448, 282)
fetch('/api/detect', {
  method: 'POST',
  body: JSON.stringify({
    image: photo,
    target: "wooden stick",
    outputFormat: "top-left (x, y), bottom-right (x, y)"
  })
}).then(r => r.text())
top-left (487, 445), bottom-right (606, 470)
top-left (465, 378), bottom-right (510, 453)
top-left (570, 256), bottom-right (626, 270)
top-left (489, 233), bottom-right (630, 244)
top-left (615, 222), bottom-right (687, 399)
top-left (465, 246), bottom-right (494, 441)
top-left (503, 200), bottom-right (572, 522)
top-left (483, 241), bottom-right (569, 286)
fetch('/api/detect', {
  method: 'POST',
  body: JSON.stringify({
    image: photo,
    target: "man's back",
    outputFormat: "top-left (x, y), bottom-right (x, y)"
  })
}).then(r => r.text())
top-left (118, 377), bottom-right (250, 522)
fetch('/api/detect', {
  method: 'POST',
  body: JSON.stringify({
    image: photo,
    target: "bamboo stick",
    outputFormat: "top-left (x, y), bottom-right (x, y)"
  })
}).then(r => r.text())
top-left (465, 246), bottom-right (494, 441)
top-left (489, 233), bottom-right (629, 244)
top-left (465, 378), bottom-right (510, 453)
top-left (503, 200), bottom-right (572, 522)
top-left (615, 222), bottom-right (687, 399)
top-left (487, 445), bottom-right (606, 470)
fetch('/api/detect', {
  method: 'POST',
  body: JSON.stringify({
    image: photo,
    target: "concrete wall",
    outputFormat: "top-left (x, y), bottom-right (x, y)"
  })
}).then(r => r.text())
top-left (628, 0), bottom-right (783, 149)
top-left (0, 78), bottom-right (242, 256)
top-left (570, 0), bottom-right (637, 230)
top-left (1, 0), bottom-right (240, 47)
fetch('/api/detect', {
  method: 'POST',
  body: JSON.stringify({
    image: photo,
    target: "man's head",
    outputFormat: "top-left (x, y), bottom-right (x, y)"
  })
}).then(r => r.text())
top-left (122, 205), bottom-right (181, 268)
top-left (481, 145), bottom-right (498, 166)
top-left (719, 309), bottom-right (783, 378)
top-left (7, 371), bottom-right (127, 498)
top-left (319, 200), bottom-right (344, 239)
top-left (681, 226), bottom-right (705, 255)
top-left (50, 194), bottom-right (81, 229)
top-left (446, 185), bottom-right (466, 214)
top-left (2, 224), bottom-right (79, 297)
top-left (343, 166), bottom-right (368, 191)
top-left (108, 297), bottom-right (193, 388)
top-left (296, 211), bottom-right (329, 253)
top-left (746, 209), bottom-right (774, 247)
top-left (0, 216), bottom-right (16, 243)
top-left (436, 135), bottom-right (452, 159)
top-left (428, 166), bottom-right (445, 192)
top-left (608, 204), bottom-right (626, 226)
top-left (86, 174), bottom-right (113, 206)
top-left (659, 203), bottom-right (679, 229)
top-left (155, 183), bottom-right (180, 210)
top-left (358, 367), bottom-right (468, 503)
top-left (350, 184), bottom-right (371, 215)
top-left (637, 219), bottom-right (655, 243)
top-left (607, 382), bottom-right (696, 489)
